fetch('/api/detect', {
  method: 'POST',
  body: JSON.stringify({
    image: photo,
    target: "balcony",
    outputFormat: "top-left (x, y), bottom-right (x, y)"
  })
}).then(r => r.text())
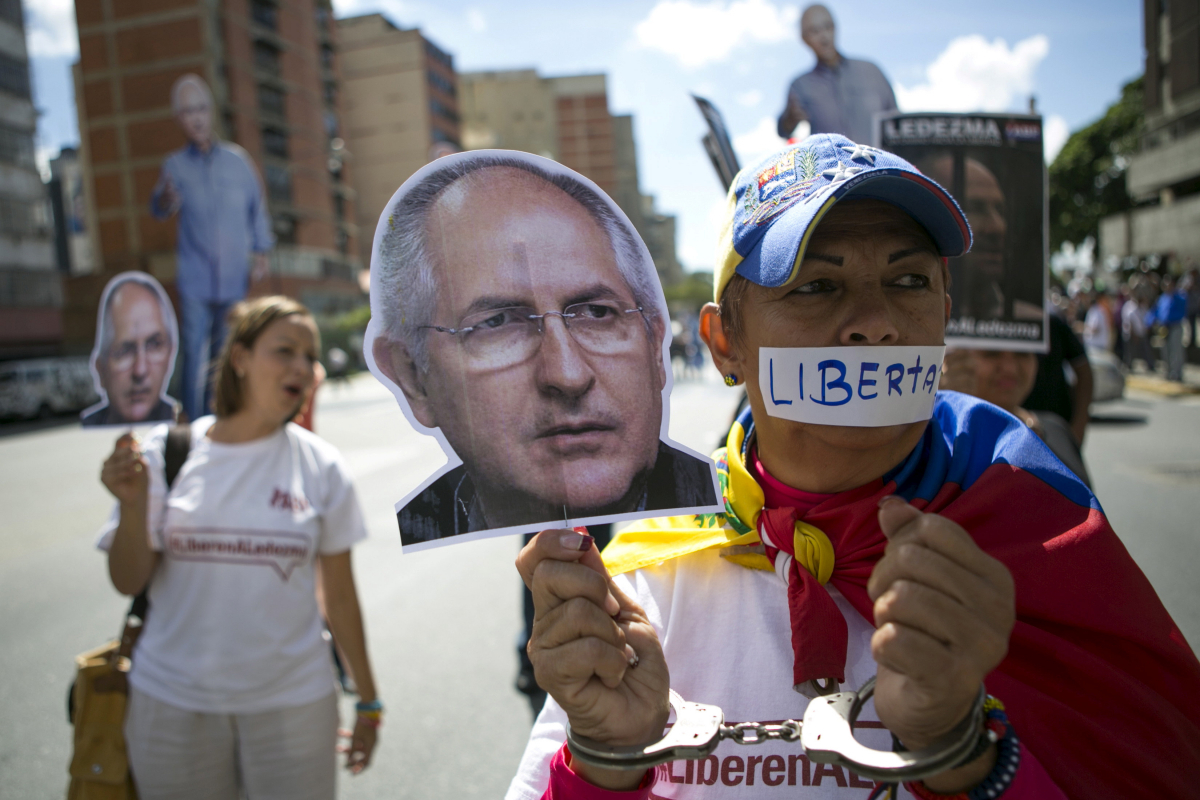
top-left (1100, 192), bottom-right (1200, 259)
top-left (253, 41), bottom-right (281, 78)
top-left (1127, 126), bottom-right (1200, 198)
top-left (250, 0), bottom-right (277, 31)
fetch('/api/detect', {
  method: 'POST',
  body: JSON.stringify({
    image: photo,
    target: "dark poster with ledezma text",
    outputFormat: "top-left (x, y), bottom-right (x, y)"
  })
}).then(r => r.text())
top-left (877, 113), bottom-right (1048, 352)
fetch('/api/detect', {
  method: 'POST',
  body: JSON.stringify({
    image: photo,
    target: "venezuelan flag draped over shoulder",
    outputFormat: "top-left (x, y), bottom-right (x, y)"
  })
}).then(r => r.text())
top-left (603, 392), bottom-right (1200, 798)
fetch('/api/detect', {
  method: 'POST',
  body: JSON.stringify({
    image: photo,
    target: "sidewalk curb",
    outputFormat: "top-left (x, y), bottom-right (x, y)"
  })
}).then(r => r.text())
top-left (1125, 375), bottom-right (1200, 397)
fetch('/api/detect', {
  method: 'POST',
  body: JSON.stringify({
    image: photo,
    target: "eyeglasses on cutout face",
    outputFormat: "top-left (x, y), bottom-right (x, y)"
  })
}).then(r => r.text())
top-left (108, 333), bottom-right (171, 372)
top-left (420, 300), bottom-right (647, 370)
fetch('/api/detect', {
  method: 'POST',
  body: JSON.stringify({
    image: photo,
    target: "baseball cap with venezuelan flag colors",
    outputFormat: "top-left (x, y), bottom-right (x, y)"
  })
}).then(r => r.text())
top-left (713, 133), bottom-right (972, 302)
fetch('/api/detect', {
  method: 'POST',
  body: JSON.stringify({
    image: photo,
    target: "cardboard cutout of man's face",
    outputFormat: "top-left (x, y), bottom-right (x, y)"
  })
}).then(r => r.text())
top-left (800, 4), bottom-right (838, 65)
top-left (175, 82), bottom-right (213, 149)
top-left (366, 152), bottom-right (720, 551)
top-left (82, 273), bottom-right (179, 427)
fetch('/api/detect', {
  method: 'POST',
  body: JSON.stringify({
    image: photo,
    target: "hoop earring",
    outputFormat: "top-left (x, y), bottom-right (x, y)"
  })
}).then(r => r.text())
top-left (724, 373), bottom-right (739, 387)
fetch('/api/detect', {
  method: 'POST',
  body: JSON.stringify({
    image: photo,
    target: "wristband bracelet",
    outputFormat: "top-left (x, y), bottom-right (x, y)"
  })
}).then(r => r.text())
top-left (355, 699), bottom-right (383, 713)
top-left (902, 697), bottom-right (1020, 800)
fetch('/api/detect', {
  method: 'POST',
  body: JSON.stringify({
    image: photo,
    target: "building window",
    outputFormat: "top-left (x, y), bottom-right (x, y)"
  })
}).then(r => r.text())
top-left (0, 0), bottom-right (23, 26)
top-left (265, 164), bottom-right (291, 204)
top-left (253, 41), bottom-right (281, 76)
top-left (250, 0), bottom-right (277, 30)
top-left (336, 228), bottom-right (349, 256)
top-left (314, 3), bottom-right (331, 29)
top-left (0, 53), bottom-right (30, 99)
top-left (430, 98), bottom-right (458, 125)
top-left (431, 128), bottom-right (459, 147)
top-left (0, 125), bottom-right (34, 168)
top-left (327, 146), bottom-right (344, 183)
top-left (427, 69), bottom-right (455, 98)
top-left (323, 81), bottom-right (337, 107)
top-left (261, 127), bottom-right (288, 159)
top-left (272, 213), bottom-right (296, 244)
top-left (0, 197), bottom-right (47, 237)
top-left (332, 192), bottom-right (344, 221)
top-left (257, 84), bottom-right (286, 117)
top-left (320, 44), bottom-right (335, 71)
top-left (424, 39), bottom-right (453, 70)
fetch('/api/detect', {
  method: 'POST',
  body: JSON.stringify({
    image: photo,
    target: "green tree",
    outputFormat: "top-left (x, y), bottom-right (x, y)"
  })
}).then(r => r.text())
top-left (1048, 76), bottom-right (1144, 253)
top-left (663, 271), bottom-right (715, 312)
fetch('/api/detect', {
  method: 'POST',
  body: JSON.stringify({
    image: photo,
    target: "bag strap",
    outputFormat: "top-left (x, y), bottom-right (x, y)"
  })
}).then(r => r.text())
top-left (163, 423), bottom-right (192, 489)
top-left (122, 424), bottom-right (192, 635)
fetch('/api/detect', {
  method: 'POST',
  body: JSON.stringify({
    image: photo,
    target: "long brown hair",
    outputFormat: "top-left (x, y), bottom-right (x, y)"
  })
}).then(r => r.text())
top-left (212, 295), bottom-right (317, 418)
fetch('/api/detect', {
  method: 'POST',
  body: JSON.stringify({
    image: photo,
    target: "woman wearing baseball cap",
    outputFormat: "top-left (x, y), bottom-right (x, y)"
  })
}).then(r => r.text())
top-left (510, 135), bottom-right (1200, 799)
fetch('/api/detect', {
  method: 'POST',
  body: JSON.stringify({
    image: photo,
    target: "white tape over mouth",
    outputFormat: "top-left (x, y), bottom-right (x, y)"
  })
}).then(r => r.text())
top-left (758, 346), bottom-right (946, 427)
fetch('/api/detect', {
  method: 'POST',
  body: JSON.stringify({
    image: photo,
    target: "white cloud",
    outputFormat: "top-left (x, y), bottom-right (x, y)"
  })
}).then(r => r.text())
top-left (1043, 114), bottom-right (1069, 163)
top-left (26, 0), bottom-right (77, 58)
top-left (331, 0), bottom-right (408, 19)
top-left (678, 198), bottom-right (729, 269)
top-left (895, 34), bottom-right (1050, 113)
top-left (634, 0), bottom-right (798, 69)
top-left (732, 115), bottom-right (786, 167)
top-left (35, 144), bottom-right (58, 182)
top-left (466, 8), bottom-right (487, 33)
top-left (736, 89), bottom-right (762, 107)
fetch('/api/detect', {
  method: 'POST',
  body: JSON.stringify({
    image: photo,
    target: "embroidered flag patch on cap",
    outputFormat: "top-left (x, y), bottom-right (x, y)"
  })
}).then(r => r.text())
top-left (713, 134), bottom-right (973, 301)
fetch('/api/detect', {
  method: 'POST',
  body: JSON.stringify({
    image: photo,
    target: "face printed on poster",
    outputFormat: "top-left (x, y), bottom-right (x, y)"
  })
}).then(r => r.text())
top-left (365, 151), bottom-right (722, 551)
top-left (81, 272), bottom-right (180, 427)
top-left (877, 113), bottom-right (1048, 353)
top-left (759, 346), bottom-right (946, 426)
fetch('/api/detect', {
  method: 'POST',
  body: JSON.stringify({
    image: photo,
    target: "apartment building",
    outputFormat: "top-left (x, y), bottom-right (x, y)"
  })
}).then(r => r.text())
top-left (68, 0), bottom-right (362, 349)
top-left (460, 68), bottom-right (682, 286)
top-left (335, 13), bottom-right (459, 266)
top-left (0, 0), bottom-right (58, 359)
top-left (1101, 0), bottom-right (1200, 264)
top-left (47, 147), bottom-right (95, 276)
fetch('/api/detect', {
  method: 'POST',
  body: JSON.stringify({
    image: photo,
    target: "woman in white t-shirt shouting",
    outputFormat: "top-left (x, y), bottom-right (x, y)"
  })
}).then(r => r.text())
top-left (100, 296), bottom-right (380, 800)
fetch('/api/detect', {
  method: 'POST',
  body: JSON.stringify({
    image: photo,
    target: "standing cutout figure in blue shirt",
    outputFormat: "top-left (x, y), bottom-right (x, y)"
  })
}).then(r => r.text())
top-left (151, 74), bottom-right (274, 420)
top-left (777, 4), bottom-right (898, 143)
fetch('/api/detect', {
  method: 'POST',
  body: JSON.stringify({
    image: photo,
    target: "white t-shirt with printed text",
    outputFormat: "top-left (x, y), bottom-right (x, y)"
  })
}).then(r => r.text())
top-left (97, 417), bottom-right (368, 713)
top-left (1083, 304), bottom-right (1112, 351)
top-left (507, 547), bottom-right (914, 799)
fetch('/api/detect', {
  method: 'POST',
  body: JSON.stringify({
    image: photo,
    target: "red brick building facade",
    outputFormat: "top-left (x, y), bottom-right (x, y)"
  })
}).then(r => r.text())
top-left (556, 89), bottom-right (616, 196)
top-left (69, 0), bottom-right (361, 350)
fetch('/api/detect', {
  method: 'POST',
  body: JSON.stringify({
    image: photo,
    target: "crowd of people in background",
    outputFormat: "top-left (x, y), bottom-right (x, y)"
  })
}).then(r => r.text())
top-left (1062, 263), bottom-right (1199, 382)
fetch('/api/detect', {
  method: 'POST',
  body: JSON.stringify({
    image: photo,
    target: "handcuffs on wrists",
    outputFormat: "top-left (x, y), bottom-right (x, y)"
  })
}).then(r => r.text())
top-left (566, 676), bottom-right (988, 783)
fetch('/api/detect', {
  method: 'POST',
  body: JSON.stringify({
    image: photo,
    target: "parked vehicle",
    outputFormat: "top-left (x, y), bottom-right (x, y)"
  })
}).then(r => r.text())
top-left (0, 357), bottom-right (99, 420)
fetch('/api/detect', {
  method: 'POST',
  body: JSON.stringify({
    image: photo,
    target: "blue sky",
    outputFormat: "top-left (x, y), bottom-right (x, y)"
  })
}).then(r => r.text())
top-left (26, 0), bottom-right (1142, 273)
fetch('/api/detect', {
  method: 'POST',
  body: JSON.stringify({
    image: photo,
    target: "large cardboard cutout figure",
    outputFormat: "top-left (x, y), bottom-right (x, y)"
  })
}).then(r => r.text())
top-left (365, 151), bottom-right (722, 551)
top-left (81, 271), bottom-right (180, 427)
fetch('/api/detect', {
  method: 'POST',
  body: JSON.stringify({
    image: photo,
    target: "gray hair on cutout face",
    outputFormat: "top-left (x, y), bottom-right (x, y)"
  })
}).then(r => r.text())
top-left (375, 154), bottom-right (663, 370)
top-left (170, 73), bottom-right (213, 115)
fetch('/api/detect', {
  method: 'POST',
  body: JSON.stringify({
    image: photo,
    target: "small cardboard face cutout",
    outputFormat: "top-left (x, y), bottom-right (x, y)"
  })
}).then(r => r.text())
top-left (365, 150), bottom-right (721, 551)
top-left (81, 272), bottom-right (180, 427)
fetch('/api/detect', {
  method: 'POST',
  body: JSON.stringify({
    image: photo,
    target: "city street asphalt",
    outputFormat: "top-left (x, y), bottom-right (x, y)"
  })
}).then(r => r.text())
top-left (0, 368), bottom-right (1196, 798)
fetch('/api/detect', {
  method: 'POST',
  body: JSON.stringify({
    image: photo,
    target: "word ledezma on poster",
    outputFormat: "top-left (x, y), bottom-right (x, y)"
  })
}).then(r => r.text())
top-left (760, 345), bottom-right (947, 427)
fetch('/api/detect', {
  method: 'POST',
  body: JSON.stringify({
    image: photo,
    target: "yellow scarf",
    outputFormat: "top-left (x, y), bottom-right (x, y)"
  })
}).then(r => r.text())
top-left (601, 415), bottom-right (834, 581)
